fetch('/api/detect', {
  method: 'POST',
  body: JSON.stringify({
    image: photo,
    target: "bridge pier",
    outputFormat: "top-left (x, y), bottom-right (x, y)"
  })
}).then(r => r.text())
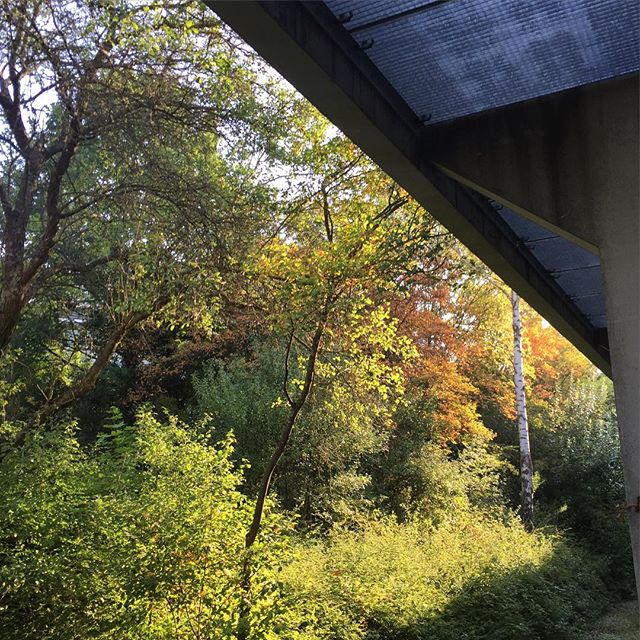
top-left (598, 199), bottom-right (640, 601)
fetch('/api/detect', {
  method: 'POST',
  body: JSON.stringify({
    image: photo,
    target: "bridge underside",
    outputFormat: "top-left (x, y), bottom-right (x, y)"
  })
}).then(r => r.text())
top-left (206, 0), bottom-right (640, 594)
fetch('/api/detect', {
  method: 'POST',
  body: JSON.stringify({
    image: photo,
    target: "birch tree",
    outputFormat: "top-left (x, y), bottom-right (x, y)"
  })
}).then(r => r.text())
top-left (511, 289), bottom-right (534, 530)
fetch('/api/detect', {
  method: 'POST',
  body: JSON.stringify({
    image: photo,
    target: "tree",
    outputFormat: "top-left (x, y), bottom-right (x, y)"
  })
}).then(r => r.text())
top-left (234, 134), bottom-right (449, 636)
top-left (0, 0), bottom-right (292, 427)
top-left (239, 144), bottom-right (436, 545)
top-left (511, 290), bottom-right (534, 530)
top-left (390, 251), bottom-right (495, 445)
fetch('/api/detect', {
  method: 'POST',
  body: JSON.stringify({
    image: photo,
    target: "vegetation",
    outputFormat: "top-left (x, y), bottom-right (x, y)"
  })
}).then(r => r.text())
top-left (582, 601), bottom-right (640, 640)
top-left (0, 1), bottom-right (635, 638)
top-left (0, 415), bottom-right (614, 640)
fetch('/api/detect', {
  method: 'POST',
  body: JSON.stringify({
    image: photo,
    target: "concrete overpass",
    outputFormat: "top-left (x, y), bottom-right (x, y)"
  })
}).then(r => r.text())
top-left (206, 0), bottom-right (640, 594)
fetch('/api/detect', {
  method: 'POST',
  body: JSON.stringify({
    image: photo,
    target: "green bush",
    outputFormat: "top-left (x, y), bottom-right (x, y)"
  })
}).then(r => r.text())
top-left (193, 348), bottom-right (288, 490)
top-left (0, 409), bottom-right (613, 640)
top-left (282, 513), bottom-right (609, 639)
top-left (0, 411), bottom-right (301, 639)
top-left (532, 377), bottom-right (634, 596)
top-left (193, 344), bottom-right (390, 528)
top-left (373, 437), bottom-right (515, 524)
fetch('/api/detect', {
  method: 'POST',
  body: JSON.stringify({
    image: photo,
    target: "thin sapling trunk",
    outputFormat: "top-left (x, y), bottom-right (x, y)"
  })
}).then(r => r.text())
top-left (237, 305), bottom-right (328, 639)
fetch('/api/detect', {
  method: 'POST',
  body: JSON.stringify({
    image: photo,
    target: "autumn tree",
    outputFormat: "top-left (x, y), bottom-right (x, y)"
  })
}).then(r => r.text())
top-left (234, 132), bottom-right (455, 636)
top-left (391, 249), bottom-right (495, 445)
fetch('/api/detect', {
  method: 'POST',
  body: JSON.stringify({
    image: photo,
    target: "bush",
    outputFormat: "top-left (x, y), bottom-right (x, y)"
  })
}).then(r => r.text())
top-left (193, 344), bottom-right (391, 528)
top-left (282, 513), bottom-right (609, 639)
top-left (0, 411), bottom-right (300, 639)
top-left (532, 377), bottom-right (635, 596)
top-left (0, 409), bottom-right (614, 640)
top-left (373, 434), bottom-right (516, 524)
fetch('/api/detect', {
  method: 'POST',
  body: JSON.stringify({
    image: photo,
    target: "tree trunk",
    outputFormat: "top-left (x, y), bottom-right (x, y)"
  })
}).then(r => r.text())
top-left (511, 290), bottom-right (534, 531)
top-left (40, 308), bottom-right (151, 420)
top-left (0, 284), bottom-right (25, 357)
top-left (237, 309), bottom-right (327, 640)
top-left (10, 307), bottom-right (157, 449)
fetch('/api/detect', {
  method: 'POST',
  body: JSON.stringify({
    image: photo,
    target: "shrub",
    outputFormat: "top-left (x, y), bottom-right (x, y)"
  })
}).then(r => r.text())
top-left (373, 434), bottom-right (516, 525)
top-left (532, 377), bottom-right (635, 596)
top-left (282, 513), bottom-right (609, 639)
top-left (193, 344), bottom-right (391, 528)
top-left (0, 411), bottom-right (300, 639)
top-left (0, 409), bottom-right (613, 640)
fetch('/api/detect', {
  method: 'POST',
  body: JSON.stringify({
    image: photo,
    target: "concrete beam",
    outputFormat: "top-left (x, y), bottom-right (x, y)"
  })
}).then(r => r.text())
top-left (207, 0), bottom-right (610, 375)
top-left (422, 74), bottom-right (639, 255)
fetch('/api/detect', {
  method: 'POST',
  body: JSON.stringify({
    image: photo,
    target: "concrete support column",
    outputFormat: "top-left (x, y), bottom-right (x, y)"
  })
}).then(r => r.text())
top-left (590, 73), bottom-right (640, 599)
top-left (598, 198), bottom-right (640, 601)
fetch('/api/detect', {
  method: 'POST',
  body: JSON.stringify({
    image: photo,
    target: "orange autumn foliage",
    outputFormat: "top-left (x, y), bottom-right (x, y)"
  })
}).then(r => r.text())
top-left (521, 307), bottom-right (593, 404)
top-left (393, 277), bottom-right (493, 443)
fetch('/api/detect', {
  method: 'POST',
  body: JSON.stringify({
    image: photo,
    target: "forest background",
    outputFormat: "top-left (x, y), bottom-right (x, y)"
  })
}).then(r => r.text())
top-left (0, 2), bottom-right (635, 638)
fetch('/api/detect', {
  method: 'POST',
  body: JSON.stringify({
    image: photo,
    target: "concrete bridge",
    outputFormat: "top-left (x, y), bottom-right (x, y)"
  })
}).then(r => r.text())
top-left (206, 0), bottom-right (640, 596)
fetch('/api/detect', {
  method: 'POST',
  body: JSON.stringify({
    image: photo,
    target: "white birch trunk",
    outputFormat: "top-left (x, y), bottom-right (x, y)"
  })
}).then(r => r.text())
top-left (511, 290), bottom-right (534, 531)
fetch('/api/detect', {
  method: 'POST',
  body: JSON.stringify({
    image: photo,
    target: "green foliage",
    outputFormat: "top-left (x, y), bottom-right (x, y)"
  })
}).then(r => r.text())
top-left (0, 411), bottom-right (615, 640)
top-left (1, 0), bottom-right (306, 421)
top-left (193, 334), bottom-right (399, 528)
top-left (0, 411), bottom-right (301, 639)
top-left (531, 376), bottom-right (635, 596)
top-left (282, 514), bottom-right (609, 640)
top-left (0, 4), bottom-right (633, 636)
top-left (375, 404), bottom-right (516, 522)
top-left (193, 344), bottom-right (289, 489)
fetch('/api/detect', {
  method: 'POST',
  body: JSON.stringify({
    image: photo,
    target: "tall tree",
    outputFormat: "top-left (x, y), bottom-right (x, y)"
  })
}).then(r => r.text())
top-left (0, 0), bottom-right (292, 425)
top-left (235, 137), bottom-right (442, 637)
top-left (511, 289), bottom-right (534, 530)
top-left (241, 156), bottom-right (440, 550)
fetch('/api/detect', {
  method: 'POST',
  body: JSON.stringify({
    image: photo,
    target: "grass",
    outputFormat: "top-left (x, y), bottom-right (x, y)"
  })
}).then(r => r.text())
top-left (582, 601), bottom-right (639, 640)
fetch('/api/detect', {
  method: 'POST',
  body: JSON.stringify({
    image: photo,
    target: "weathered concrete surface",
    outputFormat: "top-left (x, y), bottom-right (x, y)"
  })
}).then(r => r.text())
top-left (587, 77), bottom-right (639, 600)
top-left (422, 74), bottom-right (639, 255)
top-left (597, 178), bottom-right (640, 603)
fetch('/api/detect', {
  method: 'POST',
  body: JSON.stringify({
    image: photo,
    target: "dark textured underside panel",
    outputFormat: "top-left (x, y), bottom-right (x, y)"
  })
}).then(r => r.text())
top-left (320, 0), bottom-right (616, 334)
top-left (493, 205), bottom-right (606, 329)
top-left (325, 0), bottom-right (640, 123)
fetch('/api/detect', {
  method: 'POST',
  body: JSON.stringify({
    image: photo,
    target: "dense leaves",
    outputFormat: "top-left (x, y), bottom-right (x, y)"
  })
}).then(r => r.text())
top-left (0, 416), bottom-right (612, 640)
top-left (0, 412), bottom-right (302, 639)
